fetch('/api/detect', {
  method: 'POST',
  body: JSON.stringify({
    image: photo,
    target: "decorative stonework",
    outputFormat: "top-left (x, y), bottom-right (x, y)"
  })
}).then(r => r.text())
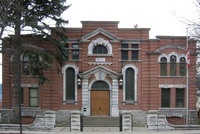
top-left (88, 62), bottom-right (112, 65)
top-left (81, 66), bottom-right (120, 117)
top-left (70, 111), bottom-right (81, 132)
top-left (94, 70), bottom-right (106, 80)
top-left (147, 110), bottom-right (174, 130)
top-left (88, 37), bottom-right (112, 55)
top-left (121, 111), bottom-right (133, 131)
top-left (155, 45), bottom-right (186, 53)
top-left (158, 51), bottom-right (187, 63)
top-left (159, 84), bottom-right (186, 88)
top-left (0, 110), bottom-right (56, 131)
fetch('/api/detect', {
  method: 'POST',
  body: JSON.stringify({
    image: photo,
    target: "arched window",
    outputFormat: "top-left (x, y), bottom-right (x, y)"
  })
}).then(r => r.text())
top-left (170, 55), bottom-right (177, 76)
top-left (62, 64), bottom-right (78, 104)
top-left (88, 38), bottom-right (112, 55)
top-left (122, 64), bottom-right (138, 104)
top-left (91, 80), bottom-right (109, 90)
top-left (160, 57), bottom-right (167, 76)
top-left (125, 67), bottom-right (135, 101)
top-left (22, 52), bottom-right (39, 75)
top-left (93, 45), bottom-right (108, 54)
top-left (179, 57), bottom-right (186, 76)
top-left (65, 67), bottom-right (75, 101)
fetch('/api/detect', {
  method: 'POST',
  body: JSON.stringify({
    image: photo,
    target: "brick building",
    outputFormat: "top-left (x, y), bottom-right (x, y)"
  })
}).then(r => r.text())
top-left (1, 21), bottom-right (197, 126)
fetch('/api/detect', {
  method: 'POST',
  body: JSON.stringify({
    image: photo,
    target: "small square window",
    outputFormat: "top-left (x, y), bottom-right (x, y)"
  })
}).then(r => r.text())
top-left (72, 43), bottom-right (79, 49)
top-left (131, 44), bottom-right (139, 48)
top-left (121, 44), bottom-right (128, 48)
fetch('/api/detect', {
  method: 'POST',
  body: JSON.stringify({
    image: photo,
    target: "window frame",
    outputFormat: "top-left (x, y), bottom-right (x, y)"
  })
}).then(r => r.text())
top-left (92, 45), bottom-right (108, 54)
top-left (131, 50), bottom-right (138, 60)
top-left (161, 88), bottom-right (171, 108)
top-left (176, 88), bottom-right (185, 108)
top-left (179, 57), bottom-right (186, 76)
top-left (160, 57), bottom-right (167, 76)
top-left (21, 52), bottom-right (40, 76)
top-left (120, 43), bottom-right (140, 61)
top-left (121, 50), bottom-right (128, 60)
top-left (62, 64), bottom-right (78, 104)
top-left (72, 43), bottom-right (80, 60)
top-left (125, 67), bottom-right (135, 101)
top-left (170, 55), bottom-right (177, 76)
top-left (65, 67), bottom-right (75, 101)
top-left (88, 37), bottom-right (112, 55)
top-left (29, 87), bottom-right (39, 107)
top-left (122, 64), bottom-right (138, 104)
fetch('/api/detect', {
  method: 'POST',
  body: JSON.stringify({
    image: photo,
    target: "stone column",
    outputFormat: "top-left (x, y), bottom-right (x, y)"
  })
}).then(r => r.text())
top-left (110, 76), bottom-right (119, 117)
top-left (81, 75), bottom-right (90, 116)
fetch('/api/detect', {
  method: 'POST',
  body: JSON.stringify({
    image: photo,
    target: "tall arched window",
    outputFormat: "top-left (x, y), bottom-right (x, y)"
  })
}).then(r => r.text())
top-left (93, 45), bottom-right (108, 54)
top-left (170, 55), bottom-right (177, 76)
top-left (65, 67), bottom-right (75, 102)
top-left (62, 64), bottom-right (78, 104)
top-left (160, 57), bottom-right (167, 76)
top-left (125, 67), bottom-right (135, 101)
top-left (179, 57), bottom-right (186, 76)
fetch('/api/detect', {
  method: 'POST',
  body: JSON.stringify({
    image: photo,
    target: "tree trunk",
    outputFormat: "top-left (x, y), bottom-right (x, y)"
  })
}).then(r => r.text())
top-left (12, 1), bottom-right (22, 124)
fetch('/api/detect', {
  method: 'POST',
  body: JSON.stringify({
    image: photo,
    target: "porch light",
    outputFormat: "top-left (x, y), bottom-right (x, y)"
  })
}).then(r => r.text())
top-left (119, 79), bottom-right (123, 86)
top-left (77, 78), bottom-right (81, 86)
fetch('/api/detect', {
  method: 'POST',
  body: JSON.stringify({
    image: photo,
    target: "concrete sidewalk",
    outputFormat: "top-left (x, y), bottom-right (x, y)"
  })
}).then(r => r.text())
top-left (1, 127), bottom-right (200, 134)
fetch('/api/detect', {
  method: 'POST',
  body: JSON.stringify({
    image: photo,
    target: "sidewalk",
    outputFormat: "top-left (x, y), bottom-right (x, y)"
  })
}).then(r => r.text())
top-left (1, 127), bottom-right (200, 134)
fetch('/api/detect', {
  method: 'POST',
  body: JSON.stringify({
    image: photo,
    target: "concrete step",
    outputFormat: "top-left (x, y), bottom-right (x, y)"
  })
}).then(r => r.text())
top-left (82, 116), bottom-right (120, 127)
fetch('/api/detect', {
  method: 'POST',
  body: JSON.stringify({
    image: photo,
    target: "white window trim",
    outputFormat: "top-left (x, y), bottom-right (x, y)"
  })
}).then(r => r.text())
top-left (178, 54), bottom-right (186, 63)
top-left (158, 52), bottom-right (182, 63)
top-left (88, 37), bottom-right (112, 55)
top-left (158, 54), bottom-right (168, 62)
top-left (122, 64), bottom-right (138, 104)
top-left (89, 79), bottom-right (111, 91)
top-left (159, 84), bottom-right (187, 88)
top-left (62, 64), bottom-right (79, 105)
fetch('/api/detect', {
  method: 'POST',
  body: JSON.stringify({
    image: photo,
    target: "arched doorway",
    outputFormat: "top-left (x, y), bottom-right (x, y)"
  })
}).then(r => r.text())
top-left (91, 80), bottom-right (110, 116)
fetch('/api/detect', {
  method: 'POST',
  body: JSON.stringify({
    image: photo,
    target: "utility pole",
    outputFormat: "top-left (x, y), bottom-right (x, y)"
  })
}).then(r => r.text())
top-left (186, 28), bottom-right (189, 126)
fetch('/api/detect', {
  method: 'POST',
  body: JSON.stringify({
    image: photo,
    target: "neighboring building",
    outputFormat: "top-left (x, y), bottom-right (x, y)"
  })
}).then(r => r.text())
top-left (1, 21), bottom-right (197, 126)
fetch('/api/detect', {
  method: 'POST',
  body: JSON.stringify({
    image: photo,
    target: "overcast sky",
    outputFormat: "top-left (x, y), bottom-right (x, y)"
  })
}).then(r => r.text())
top-left (0, 0), bottom-right (199, 83)
top-left (64, 0), bottom-right (198, 38)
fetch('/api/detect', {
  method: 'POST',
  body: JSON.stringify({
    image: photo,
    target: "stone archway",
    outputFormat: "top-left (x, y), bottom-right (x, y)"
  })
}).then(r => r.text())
top-left (80, 66), bottom-right (120, 117)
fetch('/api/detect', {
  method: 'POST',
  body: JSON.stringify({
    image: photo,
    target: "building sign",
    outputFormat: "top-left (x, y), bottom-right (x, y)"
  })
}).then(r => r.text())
top-left (96, 58), bottom-right (105, 62)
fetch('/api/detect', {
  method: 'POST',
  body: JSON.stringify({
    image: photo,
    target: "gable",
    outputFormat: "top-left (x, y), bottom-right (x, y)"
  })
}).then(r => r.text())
top-left (81, 28), bottom-right (119, 41)
top-left (80, 65), bottom-right (120, 80)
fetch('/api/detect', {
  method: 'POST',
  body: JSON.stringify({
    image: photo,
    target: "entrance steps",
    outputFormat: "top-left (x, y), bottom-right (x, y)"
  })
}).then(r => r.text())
top-left (82, 116), bottom-right (120, 127)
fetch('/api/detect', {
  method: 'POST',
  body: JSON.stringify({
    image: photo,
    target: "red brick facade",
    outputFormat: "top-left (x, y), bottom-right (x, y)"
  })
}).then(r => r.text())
top-left (2, 21), bottom-right (197, 118)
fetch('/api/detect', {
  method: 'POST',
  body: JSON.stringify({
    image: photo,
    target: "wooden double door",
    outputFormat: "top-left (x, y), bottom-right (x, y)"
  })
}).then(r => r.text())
top-left (91, 90), bottom-right (110, 116)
